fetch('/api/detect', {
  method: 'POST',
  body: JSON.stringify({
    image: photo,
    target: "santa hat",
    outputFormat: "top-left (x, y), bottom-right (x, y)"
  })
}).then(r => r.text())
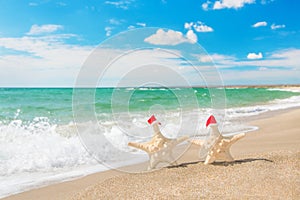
top-left (148, 115), bottom-right (161, 125)
top-left (206, 115), bottom-right (217, 127)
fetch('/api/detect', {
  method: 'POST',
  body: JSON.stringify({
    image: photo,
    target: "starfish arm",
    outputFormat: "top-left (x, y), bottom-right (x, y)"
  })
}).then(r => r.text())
top-left (128, 142), bottom-right (151, 153)
top-left (149, 154), bottom-right (160, 170)
top-left (152, 133), bottom-right (169, 144)
top-left (152, 123), bottom-right (167, 140)
top-left (148, 145), bottom-right (179, 169)
top-left (229, 133), bottom-right (245, 143)
top-left (152, 123), bottom-right (160, 133)
top-left (222, 133), bottom-right (245, 148)
top-left (128, 126), bottom-right (189, 169)
top-left (204, 154), bottom-right (216, 165)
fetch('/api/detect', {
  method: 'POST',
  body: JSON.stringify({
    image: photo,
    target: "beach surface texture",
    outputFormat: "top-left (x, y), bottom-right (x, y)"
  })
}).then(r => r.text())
top-left (4, 107), bottom-right (300, 200)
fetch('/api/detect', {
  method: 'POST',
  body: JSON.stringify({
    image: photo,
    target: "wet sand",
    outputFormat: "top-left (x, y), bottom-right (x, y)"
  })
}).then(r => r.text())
top-left (4, 108), bottom-right (300, 200)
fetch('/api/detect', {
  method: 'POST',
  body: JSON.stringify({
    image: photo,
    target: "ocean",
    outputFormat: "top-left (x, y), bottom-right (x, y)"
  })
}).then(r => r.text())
top-left (0, 87), bottom-right (300, 198)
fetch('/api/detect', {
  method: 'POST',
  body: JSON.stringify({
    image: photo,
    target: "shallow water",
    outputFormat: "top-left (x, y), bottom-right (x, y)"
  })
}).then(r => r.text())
top-left (0, 87), bottom-right (299, 198)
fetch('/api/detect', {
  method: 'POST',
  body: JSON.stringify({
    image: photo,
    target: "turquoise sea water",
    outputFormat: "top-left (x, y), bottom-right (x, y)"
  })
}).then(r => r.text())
top-left (0, 87), bottom-right (299, 124)
top-left (0, 87), bottom-right (300, 198)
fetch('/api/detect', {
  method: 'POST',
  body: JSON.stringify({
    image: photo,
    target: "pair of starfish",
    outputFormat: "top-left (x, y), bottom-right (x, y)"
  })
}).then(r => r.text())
top-left (128, 115), bottom-right (245, 169)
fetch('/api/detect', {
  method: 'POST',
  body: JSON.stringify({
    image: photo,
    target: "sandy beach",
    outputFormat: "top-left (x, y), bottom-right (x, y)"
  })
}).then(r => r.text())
top-left (1, 0), bottom-right (299, 198)
top-left (3, 108), bottom-right (300, 200)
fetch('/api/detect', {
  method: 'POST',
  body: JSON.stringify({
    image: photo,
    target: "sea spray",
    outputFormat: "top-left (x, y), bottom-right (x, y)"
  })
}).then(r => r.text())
top-left (0, 87), bottom-right (300, 197)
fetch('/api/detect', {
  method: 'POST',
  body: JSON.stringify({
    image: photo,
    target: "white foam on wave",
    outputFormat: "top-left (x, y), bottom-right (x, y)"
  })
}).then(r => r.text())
top-left (0, 118), bottom-right (96, 176)
top-left (0, 116), bottom-right (150, 198)
top-left (0, 118), bottom-right (102, 198)
top-left (267, 87), bottom-right (300, 93)
top-left (226, 95), bottom-right (300, 119)
top-left (1, 92), bottom-right (300, 198)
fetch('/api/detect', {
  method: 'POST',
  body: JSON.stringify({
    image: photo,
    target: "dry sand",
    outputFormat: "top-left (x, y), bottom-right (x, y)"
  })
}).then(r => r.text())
top-left (72, 151), bottom-right (299, 199)
top-left (4, 108), bottom-right (300, 200)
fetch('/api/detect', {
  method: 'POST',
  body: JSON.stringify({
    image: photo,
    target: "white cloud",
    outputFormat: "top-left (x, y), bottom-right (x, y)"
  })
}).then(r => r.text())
top-left (202, 2), bottom-right (210, 10)
top-left (136, 22), bottom-right (146, 27)
top-left (247, 52), bottom-right (263, 59)
top-left (144, 29), bottom-right (196, 46)
top-left (127, 23), bottom-right (146, 29)
top-left (186, 30), bottom-right (198, 43)
top-left (184, 22), bottom-right (193, 30)
top-left (268, 48), bottom-right (300, 68)
top-left (254, 49), bottom-right (300, 69)
top-left (197, 55), bottom-right (212, 63)
top-left (252, 21), bottom-right (267, 28)
top-left (196, 53), bottom-right (235, 63)
top-left (105, 27), bottom-right (113, 36)
top-left (184, 21), bottom-right (214, 33)
top-left (220, 68), bottom-right (300, 85)
top-left (202, 0), bottom-right (255, 10)
top-left (271, 23), bottom-right (286, 30)
top-left (210, 49), bottom-right (300, 70)
top-left (193, 22), bottom-right (214, 32)
top-left (27, 24), bottom-right (63, 35)
top-left (261, 0), bottom-right (274, 5)
top-left (127, 25), bottom-right (135, 29)
top-left (0, 33), bottom-right (93, 87)
top-left (104, 0), bottom-right (135, 10)
top-left (108, 18), bottom-right (124, 25)
top-left (98, 48), bottom-right (197, 87)
top-left (199, 49), bottom-right (300, 85)
top-left (107, 19), bottom-right (126, 36)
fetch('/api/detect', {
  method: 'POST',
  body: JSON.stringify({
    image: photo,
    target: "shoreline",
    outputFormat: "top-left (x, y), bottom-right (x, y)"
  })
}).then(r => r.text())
top-left (241, 105), bottom-right (300, 123)
top-left (3, 106), bottom-right (300, 200)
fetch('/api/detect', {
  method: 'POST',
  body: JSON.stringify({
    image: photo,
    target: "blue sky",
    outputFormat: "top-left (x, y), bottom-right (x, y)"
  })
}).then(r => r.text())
top-left (0, 0), bottom-right (299, 86)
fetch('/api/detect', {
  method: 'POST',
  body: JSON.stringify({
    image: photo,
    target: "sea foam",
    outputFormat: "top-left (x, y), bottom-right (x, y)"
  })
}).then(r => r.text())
top-left (0, 118), bottom-right (100, 198)
top-left (1, 88), bottom-right (300, 198)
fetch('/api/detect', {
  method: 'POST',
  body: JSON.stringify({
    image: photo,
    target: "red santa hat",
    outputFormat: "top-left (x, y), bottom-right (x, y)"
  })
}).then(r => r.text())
top-left (206, 115), bottom-right (217, 127)
top-left (148, 115), bottom-right (161, 125)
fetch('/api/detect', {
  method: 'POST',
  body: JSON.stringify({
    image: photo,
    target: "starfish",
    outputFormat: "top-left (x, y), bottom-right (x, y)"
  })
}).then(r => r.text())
top-left (190, 115), bottom-right (245, 165)
top-left (128, 115), bottom-right (188, 170)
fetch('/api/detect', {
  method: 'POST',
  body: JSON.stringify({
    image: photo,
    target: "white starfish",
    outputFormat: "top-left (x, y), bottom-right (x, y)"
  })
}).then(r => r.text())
top-left (190, 115), bottom-right (245, 164)
top-left (128, 116), bottom-right (188, 170)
